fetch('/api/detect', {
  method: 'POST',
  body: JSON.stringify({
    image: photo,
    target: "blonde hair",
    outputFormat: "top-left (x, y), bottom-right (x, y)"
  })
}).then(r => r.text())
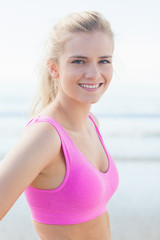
top-left (31, 11), bottom-right (114, 116)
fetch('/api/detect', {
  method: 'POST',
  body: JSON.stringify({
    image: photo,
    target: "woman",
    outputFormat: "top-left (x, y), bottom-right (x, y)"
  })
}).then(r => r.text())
top-left (0, 11), bottom-right (119, 240)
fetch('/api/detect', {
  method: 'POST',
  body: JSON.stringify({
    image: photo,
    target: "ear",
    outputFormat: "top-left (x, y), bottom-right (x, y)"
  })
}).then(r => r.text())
top-left (47, 59), bottom-right (59, 79)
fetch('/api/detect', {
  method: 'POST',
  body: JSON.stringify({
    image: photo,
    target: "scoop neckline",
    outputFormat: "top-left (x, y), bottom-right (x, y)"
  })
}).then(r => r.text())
top-left (36, 114), bottom-right (110, 175)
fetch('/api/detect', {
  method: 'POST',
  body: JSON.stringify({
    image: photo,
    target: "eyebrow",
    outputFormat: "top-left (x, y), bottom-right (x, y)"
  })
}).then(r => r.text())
top-left (69, 55), bottom-right (112, 59)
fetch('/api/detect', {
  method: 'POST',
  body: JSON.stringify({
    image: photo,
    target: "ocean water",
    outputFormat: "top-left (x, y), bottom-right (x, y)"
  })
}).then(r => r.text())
top-left (0, 80), bottom-right (160, 160)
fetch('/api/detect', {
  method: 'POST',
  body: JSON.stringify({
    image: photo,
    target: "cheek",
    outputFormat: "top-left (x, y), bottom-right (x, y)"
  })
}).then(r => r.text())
top-left (59, 64), bottom-right (79, 79)
top-left (58, 71), bottom-right (76, 91)
top-left (109, 68), bottom-right (113, 80)
top-left (67, 66), bottom-right (83, 77)
top-left (104, 67), bottom-right (113, 82)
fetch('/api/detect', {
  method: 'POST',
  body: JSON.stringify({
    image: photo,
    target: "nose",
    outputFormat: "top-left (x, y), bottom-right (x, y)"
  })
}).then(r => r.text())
top-left (84, 63), bottom-right (101, 80)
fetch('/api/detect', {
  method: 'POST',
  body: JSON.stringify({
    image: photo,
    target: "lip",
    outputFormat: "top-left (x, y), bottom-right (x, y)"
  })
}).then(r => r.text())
top-left (78, 83), bottom-right (103, 85)
top-left (78, 83), bottom-right (103, 91)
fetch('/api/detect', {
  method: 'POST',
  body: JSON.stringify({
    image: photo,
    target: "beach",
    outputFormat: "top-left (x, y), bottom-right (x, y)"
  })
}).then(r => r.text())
top-left (0, 160), bottom-right (160, 240)
top-left (0, 81), bottom-right (160, 239)
top-left (0, 0), bottom-right (160, 237)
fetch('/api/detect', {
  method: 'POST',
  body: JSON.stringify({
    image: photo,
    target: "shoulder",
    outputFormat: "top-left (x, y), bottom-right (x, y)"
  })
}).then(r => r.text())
top-left (89, 112), bottom-right (99, 129)
top-left (23, 120), bottom-right (62, 160)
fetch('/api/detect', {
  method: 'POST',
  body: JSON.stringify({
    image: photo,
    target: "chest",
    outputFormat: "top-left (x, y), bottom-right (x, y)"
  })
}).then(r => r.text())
top-left (65, 129), bottom-right (109, 174)
top-left (31, 124), bottom-right (109, 190)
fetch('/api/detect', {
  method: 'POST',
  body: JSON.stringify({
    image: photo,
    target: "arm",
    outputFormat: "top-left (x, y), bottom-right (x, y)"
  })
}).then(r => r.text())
top-left (0, 122), bottom-right (61, 220)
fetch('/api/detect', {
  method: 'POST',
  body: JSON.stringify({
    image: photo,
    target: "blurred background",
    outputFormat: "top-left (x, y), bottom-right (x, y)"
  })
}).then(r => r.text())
top-left (0, 0), bottom-right (160, 239)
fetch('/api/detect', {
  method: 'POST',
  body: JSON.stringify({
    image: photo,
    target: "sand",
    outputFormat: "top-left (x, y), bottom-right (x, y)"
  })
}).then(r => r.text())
top-left (0, 161), bottom-right (160, 240)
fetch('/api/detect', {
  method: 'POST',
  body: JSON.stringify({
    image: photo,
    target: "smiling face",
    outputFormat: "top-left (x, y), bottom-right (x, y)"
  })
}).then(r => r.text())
top-left (54, 31), bottom-right (114, 105)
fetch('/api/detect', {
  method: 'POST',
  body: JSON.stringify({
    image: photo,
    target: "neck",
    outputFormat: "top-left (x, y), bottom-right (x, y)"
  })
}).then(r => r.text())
top-left (52, 95), bottom-right (92, 132)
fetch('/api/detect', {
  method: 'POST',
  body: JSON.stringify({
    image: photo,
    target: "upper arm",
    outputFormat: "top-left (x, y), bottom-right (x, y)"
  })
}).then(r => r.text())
top-left (0, 122), bottom-right (61, 220)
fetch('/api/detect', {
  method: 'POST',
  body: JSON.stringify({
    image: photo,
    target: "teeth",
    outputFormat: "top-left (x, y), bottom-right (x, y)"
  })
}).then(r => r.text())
top-left (79, 84), bottom-right (100, 89)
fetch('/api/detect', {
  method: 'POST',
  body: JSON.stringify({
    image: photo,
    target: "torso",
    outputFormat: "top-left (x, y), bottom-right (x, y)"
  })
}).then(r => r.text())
top-left (32, 211), bottom-right (111, 240)
top-left (30, 108), bottom-right (111, 240)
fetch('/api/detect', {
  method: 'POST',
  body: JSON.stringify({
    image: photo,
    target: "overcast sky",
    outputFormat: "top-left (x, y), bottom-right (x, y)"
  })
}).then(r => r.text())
top-left (0, 0), bottom-right (160, 84)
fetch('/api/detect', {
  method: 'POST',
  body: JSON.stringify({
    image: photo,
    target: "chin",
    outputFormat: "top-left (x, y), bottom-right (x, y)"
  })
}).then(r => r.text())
top-left (82, 97), bottom-right (102, 104)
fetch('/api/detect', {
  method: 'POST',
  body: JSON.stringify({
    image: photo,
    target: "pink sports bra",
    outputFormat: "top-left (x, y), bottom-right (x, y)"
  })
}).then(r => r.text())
top-left (24, 114), bottom-right (119, 225)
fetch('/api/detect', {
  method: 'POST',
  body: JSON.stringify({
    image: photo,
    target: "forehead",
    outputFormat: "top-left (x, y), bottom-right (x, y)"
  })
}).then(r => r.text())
top-left (62, 31), bottom-right (113, 57)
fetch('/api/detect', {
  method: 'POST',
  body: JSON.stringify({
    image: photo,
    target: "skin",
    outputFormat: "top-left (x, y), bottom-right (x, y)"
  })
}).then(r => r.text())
top-left (0, 31), bottom-right (113, 239)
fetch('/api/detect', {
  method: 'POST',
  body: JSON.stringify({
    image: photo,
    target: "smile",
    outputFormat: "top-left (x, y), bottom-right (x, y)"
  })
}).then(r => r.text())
top-left (78, 83), bottom-right (102, 89)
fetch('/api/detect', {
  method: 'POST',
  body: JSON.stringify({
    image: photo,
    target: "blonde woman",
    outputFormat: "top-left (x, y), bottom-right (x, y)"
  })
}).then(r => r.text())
top-left (0, 11), bottom-right (119, 240)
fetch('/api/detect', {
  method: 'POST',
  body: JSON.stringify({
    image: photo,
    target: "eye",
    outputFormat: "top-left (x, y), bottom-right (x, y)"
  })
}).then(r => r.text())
top-left (99, 60), bottom-right (111, 64)
top-left (71, 60), bottom-right (85, 64)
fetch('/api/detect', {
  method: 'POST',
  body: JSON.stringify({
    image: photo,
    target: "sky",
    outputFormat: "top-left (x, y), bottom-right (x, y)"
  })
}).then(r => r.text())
top-left (0, 0), bottom-right (160, 85)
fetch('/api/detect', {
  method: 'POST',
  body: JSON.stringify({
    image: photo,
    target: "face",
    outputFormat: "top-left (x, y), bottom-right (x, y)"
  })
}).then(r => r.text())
top-left (54, 31), bottom-right (113, 105)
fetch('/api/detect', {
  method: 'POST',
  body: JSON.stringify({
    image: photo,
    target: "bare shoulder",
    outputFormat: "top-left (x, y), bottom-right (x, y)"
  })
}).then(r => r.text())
top-left (89, 112), bottom-right (99, 128)
top-left (22, 120), bottom-right (62, 166)
top-left (24, 120), bottom-right (61, 147)
top-left (24, 118), bottom-right (59, 143)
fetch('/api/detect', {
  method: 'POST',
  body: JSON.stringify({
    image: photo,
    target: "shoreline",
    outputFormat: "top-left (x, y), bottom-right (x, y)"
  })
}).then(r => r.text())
top-left (1, 156), bottom-right (160, 162)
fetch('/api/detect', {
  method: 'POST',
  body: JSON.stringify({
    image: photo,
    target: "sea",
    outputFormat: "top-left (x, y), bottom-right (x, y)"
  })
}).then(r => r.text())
top-left (0, 80), bottom-right (160, 161)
